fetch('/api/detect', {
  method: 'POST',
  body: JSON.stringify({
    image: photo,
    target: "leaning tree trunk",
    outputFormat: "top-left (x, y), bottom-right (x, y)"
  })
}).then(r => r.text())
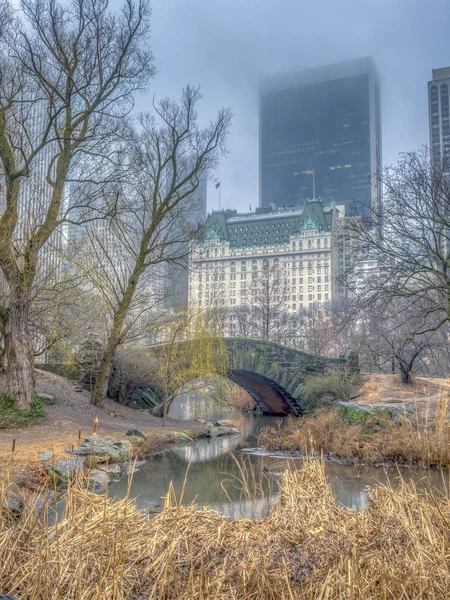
top-left (4, 294), bottom-right (35, 409)
top-left (397, 359), bottom-right (414, 385)
top-left (92, 275), bottom-right (140, 407)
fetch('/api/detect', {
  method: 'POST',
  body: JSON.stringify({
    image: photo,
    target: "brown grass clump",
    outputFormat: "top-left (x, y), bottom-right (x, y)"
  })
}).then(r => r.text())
top-left (1, 459), bottom-right (450, 599)
top-left (259, 394), bottom-right (450, 467)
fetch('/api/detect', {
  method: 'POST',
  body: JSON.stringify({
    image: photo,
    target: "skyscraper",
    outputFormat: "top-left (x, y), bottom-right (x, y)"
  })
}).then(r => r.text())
top-left (259, 57), bottom-right (382, 216)
top-left (428, 67), bottom-right (450, 172)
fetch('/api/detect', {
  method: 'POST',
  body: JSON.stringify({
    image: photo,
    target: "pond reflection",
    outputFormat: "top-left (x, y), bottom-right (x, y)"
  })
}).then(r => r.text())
top-left (108, 393), bottom-right (450, 518)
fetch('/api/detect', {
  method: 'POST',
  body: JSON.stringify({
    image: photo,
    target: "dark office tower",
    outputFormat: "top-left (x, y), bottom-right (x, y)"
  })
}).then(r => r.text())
top-left (428, 67), bottom-right (450, 173)
top-left (260, 57), bottom-right (382, 215)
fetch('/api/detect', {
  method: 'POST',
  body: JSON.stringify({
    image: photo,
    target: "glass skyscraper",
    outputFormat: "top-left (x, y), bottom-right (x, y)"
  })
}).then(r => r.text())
top-left (428, 67), bottom-right (450, 173)
top-left (259, 57), bottom-right (382, 216)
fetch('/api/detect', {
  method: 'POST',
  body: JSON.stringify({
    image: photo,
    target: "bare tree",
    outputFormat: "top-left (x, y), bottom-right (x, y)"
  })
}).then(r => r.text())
top-left (361, 297), bottom-right (436, 384)
top-left (347, 147), bottom-right (450, 338)
top-left (244, 261), bottom-right (290, 342)
top-left (0, 0), bottom-right (153, 408)
top-left (85, 87), bottom-right (231, 406)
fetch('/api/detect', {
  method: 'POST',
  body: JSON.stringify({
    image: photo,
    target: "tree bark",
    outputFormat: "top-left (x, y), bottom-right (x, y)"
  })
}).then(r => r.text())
top-left (92, 272), bottom-right (142, 407)
top-left (4, 294), bottom-right (35, 409)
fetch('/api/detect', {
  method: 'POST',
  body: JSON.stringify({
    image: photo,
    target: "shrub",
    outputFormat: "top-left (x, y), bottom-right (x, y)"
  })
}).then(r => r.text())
top-left (303, 369), bottom-right (361, 408)
top-left (0, 394), bottom-right (45, 429)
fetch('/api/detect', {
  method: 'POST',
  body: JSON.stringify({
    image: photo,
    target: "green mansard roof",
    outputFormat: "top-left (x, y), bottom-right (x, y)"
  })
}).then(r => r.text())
top-left (199, 200), bottom-right (336, 249)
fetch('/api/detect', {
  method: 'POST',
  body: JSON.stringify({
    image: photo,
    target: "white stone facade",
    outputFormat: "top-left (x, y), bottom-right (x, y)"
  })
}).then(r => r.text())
top-left (188, 201), bottom-right (351, 335)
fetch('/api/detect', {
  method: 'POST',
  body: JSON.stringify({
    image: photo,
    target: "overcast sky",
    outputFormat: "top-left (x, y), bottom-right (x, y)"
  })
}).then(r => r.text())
top-left (135, 0), bottom-right (450, 213)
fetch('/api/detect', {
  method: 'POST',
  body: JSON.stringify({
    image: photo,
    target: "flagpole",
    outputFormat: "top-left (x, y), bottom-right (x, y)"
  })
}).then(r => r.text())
top-left (219, 184), bottom-right (221, 210)
top-left (313, 169), bottom-right (316, 201)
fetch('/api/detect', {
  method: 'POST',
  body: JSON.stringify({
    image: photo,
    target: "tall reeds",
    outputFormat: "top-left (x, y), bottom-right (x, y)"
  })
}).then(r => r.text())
top-left (259, 391), bottom-right (450, 467)
top-left (1, 458), bottom-right (449, 599)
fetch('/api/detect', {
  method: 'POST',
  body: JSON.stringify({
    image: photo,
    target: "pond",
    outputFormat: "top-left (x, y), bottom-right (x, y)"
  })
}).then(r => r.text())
top-left (108, 391), bottom-right (450, 518)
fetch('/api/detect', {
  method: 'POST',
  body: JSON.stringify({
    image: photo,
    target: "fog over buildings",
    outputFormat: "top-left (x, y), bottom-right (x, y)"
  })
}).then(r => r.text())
top-left (137, 0), bottom-right (450, 214)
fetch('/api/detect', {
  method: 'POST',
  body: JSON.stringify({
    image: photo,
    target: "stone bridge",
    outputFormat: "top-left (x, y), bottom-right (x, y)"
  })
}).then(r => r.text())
top-left (220, 339), bottom-right (356, 415)
top-left (141, 338), bottom-right (357, 416)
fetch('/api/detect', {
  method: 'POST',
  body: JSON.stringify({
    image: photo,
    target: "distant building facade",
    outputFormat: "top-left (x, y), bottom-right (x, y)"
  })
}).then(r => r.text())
top-left (428, 67), bottom-right (450, 173)
top-left (188, 200), bottom-right (354, 336)
top-left (260, 57), bottom-right (382, 216)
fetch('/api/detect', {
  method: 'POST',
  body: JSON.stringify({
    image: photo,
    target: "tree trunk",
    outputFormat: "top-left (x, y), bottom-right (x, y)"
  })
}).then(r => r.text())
top-left (4, 296), bottom-right (35, 409)
top-left (398, 361), bottom-right (414, 385)
top-left (92, 336), bottom-right (117, 407)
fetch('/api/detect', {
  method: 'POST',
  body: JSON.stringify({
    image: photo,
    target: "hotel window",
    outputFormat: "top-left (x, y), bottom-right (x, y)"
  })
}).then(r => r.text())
top-left (299, 295), bottom-right (303, 301)
top-left (325, 293), bottom-right (329, 300)
top-left (325, 285), bottom-right (328, 291)
top-left (318, 285), bottom-right (321, 292)
top-left (231, 262), bottom-right (236, 273)
top-left (318, 294), bottom-right (322, 301)
top-left (252, 260), bottom-right (257, 270)
top-left (241, 260), bottom-right (247, 272)
top-left (300, 286), bottom-right (303, 292)
top-left (308, 285), bottom-right (313, 292)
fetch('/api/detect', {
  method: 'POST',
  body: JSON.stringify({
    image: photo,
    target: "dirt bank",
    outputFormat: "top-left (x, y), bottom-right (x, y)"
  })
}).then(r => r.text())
top-left (0, 370), bottom-right (201, 467)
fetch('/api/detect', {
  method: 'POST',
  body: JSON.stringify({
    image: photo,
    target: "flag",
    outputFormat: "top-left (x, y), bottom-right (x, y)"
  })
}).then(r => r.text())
top-left (215, 181), bottom-right (221, 189)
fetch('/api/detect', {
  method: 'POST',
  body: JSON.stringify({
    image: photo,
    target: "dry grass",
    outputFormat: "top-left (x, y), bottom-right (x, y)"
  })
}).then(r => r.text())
top-left (1, 459), bottom-right (449, 599)
top-left (259, 394), bottom-right (450, 467)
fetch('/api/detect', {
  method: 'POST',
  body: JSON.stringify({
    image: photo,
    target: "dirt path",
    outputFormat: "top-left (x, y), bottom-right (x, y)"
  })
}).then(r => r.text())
top-left (356, 374), bottom-right (450, 417)
top-left (0, 371), bottom-right (200, 465)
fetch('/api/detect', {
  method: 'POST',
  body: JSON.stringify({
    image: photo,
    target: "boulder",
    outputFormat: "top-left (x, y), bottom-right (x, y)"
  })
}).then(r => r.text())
top-left (43, 456), bottom-right (86, 483)
top-left (37, 393), bottom-right (56, 405)
top-left (97, 463), bottom-right (122, 477)
top-left (38, 451), bottom-right (54, 461)
top-left (216, 426), bottom-right (240, 436)
top-left (88, 469), bottom-right (110, 491)
top-left (204, 423), bottom-right (239, 437)
top-left (65, 438), bottom-right (129, 463)
top-left (125, 429), bottom-right (146, 439)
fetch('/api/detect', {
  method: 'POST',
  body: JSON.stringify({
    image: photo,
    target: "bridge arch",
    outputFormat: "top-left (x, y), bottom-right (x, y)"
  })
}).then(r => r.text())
top-left (221, 339), bottom-right (353, 415)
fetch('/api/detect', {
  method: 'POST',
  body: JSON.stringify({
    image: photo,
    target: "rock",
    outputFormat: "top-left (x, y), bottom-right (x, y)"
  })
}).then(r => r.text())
top-left (349, 391), bottom-right (361, 400)
top-left (205, 423), bottom-right (219, 437)
top-left (85, 455), bottom-right (109, 468)
top-left (125, 429), bottom-right (146, 439)
top-left (65, 438), bottom-right (129, 463)
top-left (337, 401), bottom-right (407, 419)
top-left (124, 435), bottom-right (145, 446)
top-left (205, 423), bottom-right (239, 437)
top-left (38, 451), bottom-right (54, 461)
top-left (381, 397), bottom-right (403, 404)
top-left (43, 456), bottom-right (86, 482)
top-left (214, 420), bottom-right (234, 427)
top-left (74, 386), bottom-right (83, 392)
top-left (2, 496), bottom-right (22, 517)
top-left (37, 393), bottom-right (56, 405)
top-left (88, 469), bottom-right (110, 491)
top-left (216, 426), bottom-right (240, 436)
top-left (97, 463), bottom-right (122, 477)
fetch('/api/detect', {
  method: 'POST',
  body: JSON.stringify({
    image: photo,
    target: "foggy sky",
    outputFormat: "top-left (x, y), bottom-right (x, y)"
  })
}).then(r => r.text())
top-left (139, 0), bottom-right (450, 213)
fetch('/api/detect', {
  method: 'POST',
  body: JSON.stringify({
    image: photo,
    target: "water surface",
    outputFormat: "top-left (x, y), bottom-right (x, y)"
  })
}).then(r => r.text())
top-left (109, 394), bottom-right (450, 517)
